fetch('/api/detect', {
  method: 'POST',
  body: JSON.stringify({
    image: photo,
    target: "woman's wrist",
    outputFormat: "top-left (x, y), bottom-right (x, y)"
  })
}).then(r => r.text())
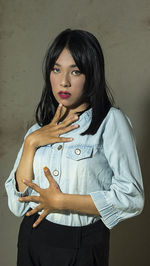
top-left (57, 193), bottom-right (99, 216)
top-left (25, 134), bottom-right (38, 150)
top-left (55, 193), bottom-right (65, 211)
top-left (15, 137), bottom-right (36, 192)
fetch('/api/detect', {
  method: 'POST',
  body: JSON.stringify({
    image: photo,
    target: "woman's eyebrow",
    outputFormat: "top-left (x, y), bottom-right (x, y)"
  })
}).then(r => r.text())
top-left (55, 63), bottom-right (77, 68)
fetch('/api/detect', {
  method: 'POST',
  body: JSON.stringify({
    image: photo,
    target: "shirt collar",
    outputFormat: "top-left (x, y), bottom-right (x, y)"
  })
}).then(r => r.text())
top-left (77, 107), bottom-right (92, 123)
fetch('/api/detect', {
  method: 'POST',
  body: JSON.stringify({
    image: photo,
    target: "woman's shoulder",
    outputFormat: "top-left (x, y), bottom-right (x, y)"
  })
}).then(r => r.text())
top-left (28, 123), bottom-right (41, 132)
top-left (107, 106), bottom-right (125, 118)
top-left (101, 106), bottom-right (133, 133)
top-left (106, 106), bottom-right (132, 125)
top-left (24, 123), bottom-right (41, 138)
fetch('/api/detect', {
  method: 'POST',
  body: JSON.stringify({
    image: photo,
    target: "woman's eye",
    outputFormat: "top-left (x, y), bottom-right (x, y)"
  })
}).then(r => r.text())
top-left (72, 70), bottom-right (81, 76)
top-left (52, 68), bottom-right (60, 73)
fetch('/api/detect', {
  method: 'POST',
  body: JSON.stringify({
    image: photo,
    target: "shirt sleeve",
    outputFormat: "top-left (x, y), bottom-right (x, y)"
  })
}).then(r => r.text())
top-left (90, 108), bottom-right (144, 229)
top-left (5, 124), bottom-right (39, 217)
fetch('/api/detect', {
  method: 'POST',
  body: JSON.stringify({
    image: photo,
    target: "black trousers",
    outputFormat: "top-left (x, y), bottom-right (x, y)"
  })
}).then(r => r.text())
top-left (17, 211), bottom-right (110, 266)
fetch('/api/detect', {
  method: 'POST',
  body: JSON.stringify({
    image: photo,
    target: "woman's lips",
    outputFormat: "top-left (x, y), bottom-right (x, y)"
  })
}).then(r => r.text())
top-left (58, 91), bottom-right (71, 99)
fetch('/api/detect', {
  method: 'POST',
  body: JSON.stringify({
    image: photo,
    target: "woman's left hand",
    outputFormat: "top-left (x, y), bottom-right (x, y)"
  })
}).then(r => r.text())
top-left (18, 167), bottom-right (63, 228)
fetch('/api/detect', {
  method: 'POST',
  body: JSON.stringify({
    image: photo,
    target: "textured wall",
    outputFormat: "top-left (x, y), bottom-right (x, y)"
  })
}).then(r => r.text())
top-left (0, 0), bottom-right (149, 265)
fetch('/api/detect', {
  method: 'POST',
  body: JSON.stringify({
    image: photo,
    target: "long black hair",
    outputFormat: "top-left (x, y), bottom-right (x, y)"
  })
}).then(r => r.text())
top-left (36, 29), bottom-right (114, 135)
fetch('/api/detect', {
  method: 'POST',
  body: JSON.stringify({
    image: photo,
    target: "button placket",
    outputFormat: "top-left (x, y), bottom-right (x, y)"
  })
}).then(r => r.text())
top-left (52, 143), bottom-right (63, 179)
top-left (57, 145), bottom-right (63, 150)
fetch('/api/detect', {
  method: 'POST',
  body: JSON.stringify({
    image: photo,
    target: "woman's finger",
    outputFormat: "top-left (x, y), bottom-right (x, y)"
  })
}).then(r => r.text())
top-left (63, 114), bottom-right (79, 125)
top-left (58, 124), bottom-right (79, 135)
top-left (43, 167), bottom-right (54, 183)
top-left (52, 137), bottom-right (73, 143)
top-left (33, 210), bottom-right (49, 228)
top-left (26, 205), bottom-right (43, 216)
top-left (18, 195), bottom-right (40, 203)
top-left (61, 114), bottom-right (79, 127)
top-left (22, 179), bottom-right (41, 193)
top-left (51, 103), bottom-right (63, 124)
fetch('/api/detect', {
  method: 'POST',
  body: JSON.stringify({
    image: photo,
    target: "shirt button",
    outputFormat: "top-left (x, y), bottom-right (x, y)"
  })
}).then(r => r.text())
top-left (53, 170), bottom-right (59, 176)
top-left (75, 148), bottom-right (81, 155)
top-left (57, 145), bottom-right (63, 150)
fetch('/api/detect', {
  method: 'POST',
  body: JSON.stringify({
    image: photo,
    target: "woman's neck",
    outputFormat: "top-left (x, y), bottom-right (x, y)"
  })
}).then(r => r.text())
top-left (59, 103), bottom-right (90, 121)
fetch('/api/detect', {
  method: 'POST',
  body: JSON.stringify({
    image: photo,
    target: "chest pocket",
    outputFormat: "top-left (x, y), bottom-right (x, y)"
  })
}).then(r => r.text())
top-left (66, 145), bottom-right (93, 161)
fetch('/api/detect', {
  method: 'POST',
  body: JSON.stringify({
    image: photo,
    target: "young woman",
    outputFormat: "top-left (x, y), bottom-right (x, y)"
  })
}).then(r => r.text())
top-left (5, 29), bottom-right (144, 266)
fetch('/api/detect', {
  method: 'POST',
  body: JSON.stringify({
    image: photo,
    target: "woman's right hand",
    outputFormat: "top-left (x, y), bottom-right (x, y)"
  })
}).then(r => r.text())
top-left (26, 104), bottom-right (79, 149)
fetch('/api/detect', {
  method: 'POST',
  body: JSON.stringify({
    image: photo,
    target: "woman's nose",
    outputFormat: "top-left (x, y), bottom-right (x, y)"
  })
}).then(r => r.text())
top-left (60, 73), bottom-right (71, 87)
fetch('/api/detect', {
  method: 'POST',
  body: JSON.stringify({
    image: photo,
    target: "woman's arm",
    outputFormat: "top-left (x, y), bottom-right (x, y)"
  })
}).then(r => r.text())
top-left (59, 193), bottom-right (99, 216)
top-left (15, 104), bottom-right (79, 192)
top-left (5, 104), bottom-right (79, 217)
top-left (89, 109), bottom-right (144, 229)
top-left (15, 139), bottom-right (36, 192)
top-left (5, 126), bottom-right (39, 217)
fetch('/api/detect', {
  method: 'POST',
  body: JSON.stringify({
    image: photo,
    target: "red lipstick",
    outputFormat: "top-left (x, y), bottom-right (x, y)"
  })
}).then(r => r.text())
top-left (58, 91), bottom-right (71, 99)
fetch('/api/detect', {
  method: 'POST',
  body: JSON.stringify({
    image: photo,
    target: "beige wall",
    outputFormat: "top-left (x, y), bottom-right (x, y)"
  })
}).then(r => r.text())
top-left (0, 0), bottom-right (149, 265)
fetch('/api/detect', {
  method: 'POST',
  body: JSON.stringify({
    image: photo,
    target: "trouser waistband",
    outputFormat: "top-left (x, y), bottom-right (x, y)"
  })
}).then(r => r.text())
top-left (20, 209), bottom-right (109, 249)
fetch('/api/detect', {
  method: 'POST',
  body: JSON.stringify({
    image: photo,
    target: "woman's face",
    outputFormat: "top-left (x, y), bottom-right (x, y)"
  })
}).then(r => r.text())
top-left (50, 48), bottom-right (88, 114)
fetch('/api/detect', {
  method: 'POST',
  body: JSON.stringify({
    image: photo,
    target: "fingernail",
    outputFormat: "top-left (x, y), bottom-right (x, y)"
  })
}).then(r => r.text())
top-left (59, 103), bottom-right (62, 107)
top-left (43, 166), bottom-right (48, 172)
top-left (33, 223), bottom-right (36, 228)
top-left (68, 138), bottom-right (73, 141)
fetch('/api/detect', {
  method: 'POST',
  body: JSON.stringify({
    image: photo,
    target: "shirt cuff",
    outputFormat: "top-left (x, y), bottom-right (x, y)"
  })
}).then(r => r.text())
top-left (90, 191), bottom-right (121, 229)
top-left (12, 175), bottom-right (32, 197)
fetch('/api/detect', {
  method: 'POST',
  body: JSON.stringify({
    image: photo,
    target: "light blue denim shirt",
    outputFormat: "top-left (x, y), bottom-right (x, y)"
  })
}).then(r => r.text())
top-left (5, 107), bottom-right (144, 229)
